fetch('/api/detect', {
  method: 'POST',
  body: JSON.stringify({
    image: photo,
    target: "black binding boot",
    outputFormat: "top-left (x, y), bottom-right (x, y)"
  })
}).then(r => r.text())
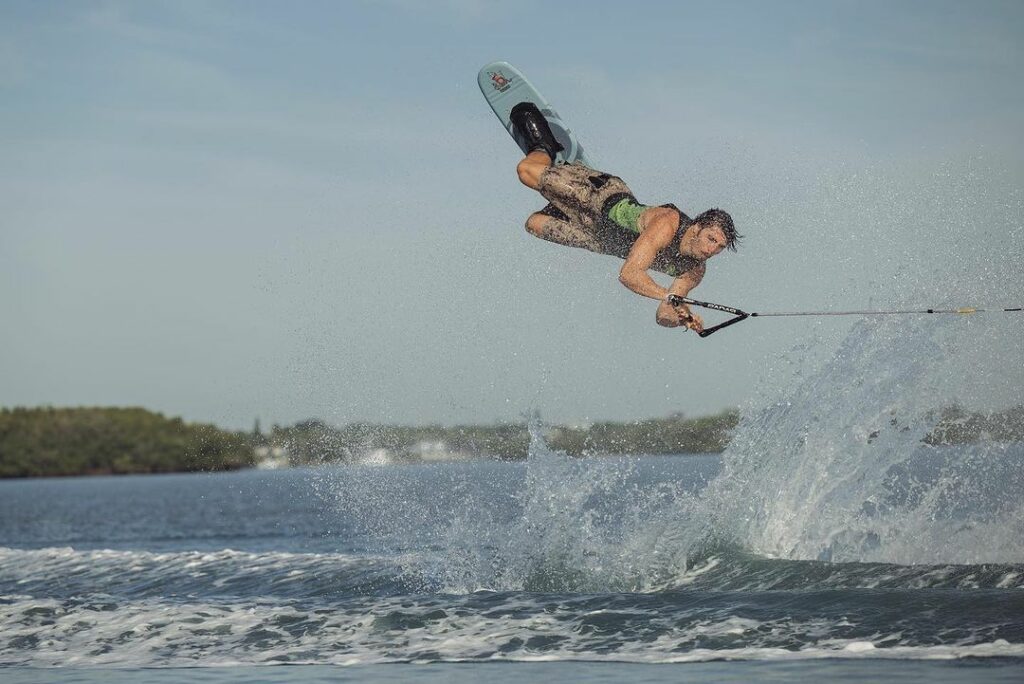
top-left (510, 102), bottom-right (564, 161)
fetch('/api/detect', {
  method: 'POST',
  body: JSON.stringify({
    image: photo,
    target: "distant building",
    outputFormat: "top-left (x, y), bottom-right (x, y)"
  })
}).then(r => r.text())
top-left (360, 448), bottom-right (392, 466)
top-left (409, 440), bottom-right (471, 462)
top-left (254, 445), bottom-right (289, 469)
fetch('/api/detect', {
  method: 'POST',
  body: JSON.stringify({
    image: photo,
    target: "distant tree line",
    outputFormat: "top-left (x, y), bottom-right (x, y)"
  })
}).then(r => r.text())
top-left (1, 404), bottom-right (1021, 478)
top-left (0, 407), bottom-right (253, 478)
top-left (548, 411), bottom-right (739, 456)
top-left (267, 410), bottom-right (740, 465)
top-left (267, 419), bottom-right (535, 465)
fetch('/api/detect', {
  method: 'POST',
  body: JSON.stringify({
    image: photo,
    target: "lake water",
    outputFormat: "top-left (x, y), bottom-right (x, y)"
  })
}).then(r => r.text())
top-left (2, 317), bottom-right (1022, 682)
top-left (1, 448), bottom-right (1022, 683)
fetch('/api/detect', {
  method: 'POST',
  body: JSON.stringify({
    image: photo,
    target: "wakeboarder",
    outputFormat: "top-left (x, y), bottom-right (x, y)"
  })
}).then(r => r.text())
top-left (509, 102), bottom-right (740, 333)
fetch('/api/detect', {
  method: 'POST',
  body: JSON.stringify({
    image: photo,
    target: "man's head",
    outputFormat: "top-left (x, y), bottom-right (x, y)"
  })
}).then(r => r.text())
top-left (684, 208), bottom-right (740, 261)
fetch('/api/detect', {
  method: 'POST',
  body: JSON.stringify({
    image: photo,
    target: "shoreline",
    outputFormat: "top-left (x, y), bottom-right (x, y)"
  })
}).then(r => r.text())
top-left (2, 405), bottom-right (1021, 479)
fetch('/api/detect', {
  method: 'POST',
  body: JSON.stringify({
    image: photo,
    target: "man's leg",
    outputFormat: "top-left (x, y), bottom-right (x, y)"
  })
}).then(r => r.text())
top-left (517, 150), bottom-right (603, 247)
top-left (507, 103), bottom-right (609, 253)
top-left (524, 211), bottom-right (604, 251)
top-left (516, 150), bottom-right (552, 190)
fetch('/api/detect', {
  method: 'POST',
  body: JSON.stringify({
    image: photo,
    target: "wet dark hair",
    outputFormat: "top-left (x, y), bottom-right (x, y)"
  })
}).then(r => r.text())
top-left (692, 208), bottom-right (741, 251)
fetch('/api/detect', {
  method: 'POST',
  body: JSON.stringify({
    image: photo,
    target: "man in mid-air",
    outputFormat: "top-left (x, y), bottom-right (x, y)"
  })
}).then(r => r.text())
top-left (509, 102), bottom-right (740, 333)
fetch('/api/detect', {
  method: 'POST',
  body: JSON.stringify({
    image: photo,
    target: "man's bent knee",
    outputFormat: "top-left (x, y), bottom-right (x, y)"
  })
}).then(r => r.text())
top-left (525, 212), bottom-right (549, 237)
top-left (516, 159), bottom-right (536, 188)
top-left (516, 151), bottom-right (552, 190)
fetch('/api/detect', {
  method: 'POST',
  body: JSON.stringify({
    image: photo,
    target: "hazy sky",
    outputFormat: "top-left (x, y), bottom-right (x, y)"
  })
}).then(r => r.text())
top-left (2, 0), bottom-right (1022, 429)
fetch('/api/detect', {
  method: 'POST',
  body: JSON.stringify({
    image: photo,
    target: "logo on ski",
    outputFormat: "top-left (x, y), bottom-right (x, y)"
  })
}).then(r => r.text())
top-left (489, 70), bottom-right (512, 92)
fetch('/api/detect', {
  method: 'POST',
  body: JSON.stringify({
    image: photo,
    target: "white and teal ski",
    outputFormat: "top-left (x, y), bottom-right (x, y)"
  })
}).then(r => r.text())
top-left (477, 60), bottom-right (592, 167)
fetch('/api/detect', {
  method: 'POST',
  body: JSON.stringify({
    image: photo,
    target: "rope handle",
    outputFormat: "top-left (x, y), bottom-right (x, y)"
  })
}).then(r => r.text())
top-left (666, 295), bottom-right (750, 338)
top-left (665, 295), bottom-right (1022, 339)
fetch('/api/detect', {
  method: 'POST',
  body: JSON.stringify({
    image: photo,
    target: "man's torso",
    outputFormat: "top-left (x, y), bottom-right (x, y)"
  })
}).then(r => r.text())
top-left (538, 163), bottom-right (700, 277)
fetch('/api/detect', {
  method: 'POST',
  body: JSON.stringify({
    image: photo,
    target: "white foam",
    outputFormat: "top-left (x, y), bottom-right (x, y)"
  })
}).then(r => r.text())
top-left (2, 594), bottom-right (1021, 667)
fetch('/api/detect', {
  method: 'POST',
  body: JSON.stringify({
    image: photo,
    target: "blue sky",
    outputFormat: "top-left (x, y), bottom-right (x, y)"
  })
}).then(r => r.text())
top-left (1, 0), bottom-right (1022, 429)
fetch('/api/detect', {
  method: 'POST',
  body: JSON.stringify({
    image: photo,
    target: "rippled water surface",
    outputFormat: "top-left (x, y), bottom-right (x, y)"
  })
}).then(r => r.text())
top-left (2, 318), bottom-right (1023, 682)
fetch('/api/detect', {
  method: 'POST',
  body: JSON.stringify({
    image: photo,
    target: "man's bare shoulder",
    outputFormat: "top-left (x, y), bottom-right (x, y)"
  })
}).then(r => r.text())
top-left (640, 205), bottom-right (680, 230)
top-left (638, 207), bottom-right (681, 247)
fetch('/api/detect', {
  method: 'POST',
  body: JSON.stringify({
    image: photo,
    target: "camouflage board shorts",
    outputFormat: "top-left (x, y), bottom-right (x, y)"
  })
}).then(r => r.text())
top-left (536, 162), bottom-right (638, 260)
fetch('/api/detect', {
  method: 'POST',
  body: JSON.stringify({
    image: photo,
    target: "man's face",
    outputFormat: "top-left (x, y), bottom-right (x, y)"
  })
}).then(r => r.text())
top-left (694, 225), bottom-right (728, 260)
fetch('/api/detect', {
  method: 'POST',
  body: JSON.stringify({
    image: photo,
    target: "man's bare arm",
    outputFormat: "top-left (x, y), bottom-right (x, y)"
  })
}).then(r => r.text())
top-left (618, 207), bottom-right (707, 331)
top-left (655, 265), bottom-right (706, 329)
top-left (618, 207), bottom-right (678, 300)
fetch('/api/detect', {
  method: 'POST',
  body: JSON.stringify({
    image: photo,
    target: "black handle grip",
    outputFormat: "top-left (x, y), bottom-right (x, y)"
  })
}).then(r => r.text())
top-left (667, 294), bottom-right (747, 317)
top-left (697, 314), bottom-right (750, 337)
top-left (665, 295), bottom-right (751, 337)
